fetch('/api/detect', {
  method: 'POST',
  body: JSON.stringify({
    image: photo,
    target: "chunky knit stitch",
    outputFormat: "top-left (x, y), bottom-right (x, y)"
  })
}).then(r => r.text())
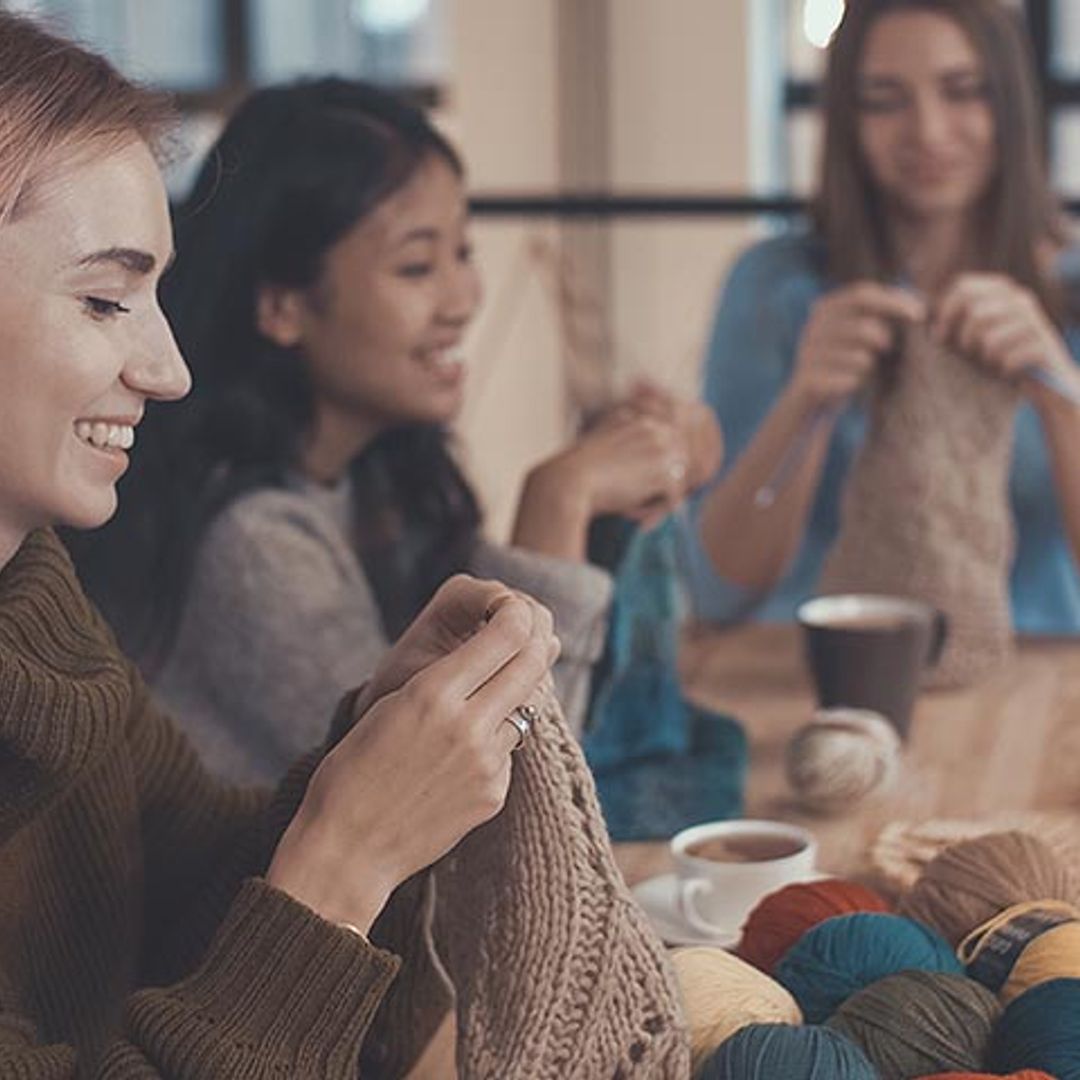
top-left (437, 687), bottom-right (691, 1077)
top-left (820, 325), bottom-right (1019, 687)
top-left (0, 529), bottom-right (688, 1077)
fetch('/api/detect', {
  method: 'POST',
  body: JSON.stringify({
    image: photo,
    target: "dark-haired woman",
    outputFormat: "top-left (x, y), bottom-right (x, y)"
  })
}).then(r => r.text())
top-left (69, 77), bottom-right (719, 784)
top-left (684, 0), bottom-right (1080, 630)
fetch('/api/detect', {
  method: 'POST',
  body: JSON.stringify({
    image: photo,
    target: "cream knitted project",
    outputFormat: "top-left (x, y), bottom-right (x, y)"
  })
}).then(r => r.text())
top-left (435, 686), bottom-right (691, 1078)
top-left (820, 324), bottom-right (1019, 687)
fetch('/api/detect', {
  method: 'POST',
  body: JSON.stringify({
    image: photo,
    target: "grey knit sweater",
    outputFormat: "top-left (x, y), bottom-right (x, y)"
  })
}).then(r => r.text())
top-left (155, 474), bottom-right (613, 784)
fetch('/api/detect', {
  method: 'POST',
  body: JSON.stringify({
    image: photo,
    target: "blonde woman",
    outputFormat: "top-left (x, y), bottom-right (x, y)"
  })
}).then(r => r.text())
top-left (0, 12), bottom-right (687, 1076)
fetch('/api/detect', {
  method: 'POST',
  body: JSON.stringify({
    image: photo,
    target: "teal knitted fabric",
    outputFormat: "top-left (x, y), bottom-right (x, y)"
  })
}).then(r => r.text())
top-left (584, 517), bottom-right (747, 841)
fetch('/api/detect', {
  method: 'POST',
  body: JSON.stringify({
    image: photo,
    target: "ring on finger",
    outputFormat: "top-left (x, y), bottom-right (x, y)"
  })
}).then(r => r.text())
top-left (668, 457), bottom-right (687, 483)
top-left (502, 702), bottom-right (539, 751)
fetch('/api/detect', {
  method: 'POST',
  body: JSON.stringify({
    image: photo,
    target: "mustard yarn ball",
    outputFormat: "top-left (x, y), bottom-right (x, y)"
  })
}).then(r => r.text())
top-left (1001, 921), bottom-right (1080, 1004)
top-left (671, 946), bottom-right (802, 1073)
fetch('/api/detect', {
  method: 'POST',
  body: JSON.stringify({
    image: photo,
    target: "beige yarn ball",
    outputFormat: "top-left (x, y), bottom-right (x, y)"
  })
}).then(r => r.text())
top-left (785, 708), bottom-right (900, 814)
top-left (671, 946), bottom-right (803, 1073)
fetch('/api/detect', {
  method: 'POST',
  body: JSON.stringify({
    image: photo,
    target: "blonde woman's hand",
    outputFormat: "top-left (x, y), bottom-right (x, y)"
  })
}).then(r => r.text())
top-left (266, 584), bottom-right (558, 934)
top-left (359, 574), bottom-right (545, 708)
top-left (789, 282), bottom-right (926, 411)
top-left (933, 273), bottom-right (1079, 398)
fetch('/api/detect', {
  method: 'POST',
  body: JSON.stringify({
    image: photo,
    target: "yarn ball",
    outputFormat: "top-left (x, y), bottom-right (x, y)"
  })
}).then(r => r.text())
top-left (670, 946), bottom-right (802, 1073)
top-left (785, 708), bottom-right (901, 814)
top-left (1000, 921), bottom-right (1080, 1004)
top-left (826, 971), bottom-right (1000, 1079)
top-left (697, 1023), bottom-right (879, 1080)
top-left (898, 831), bottom-right (1078, 946)
top-left (988, 977), bottom-right (1080, 1078)
top-left (914, 1072), bottom-right (1056, 1078)
top-left (737, 878), bottom-right (891, 975)
top-left (775, 912), bottom-right (962, 1023)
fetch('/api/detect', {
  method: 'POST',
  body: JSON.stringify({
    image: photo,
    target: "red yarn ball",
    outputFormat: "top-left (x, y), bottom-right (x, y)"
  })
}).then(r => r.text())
top-left (914, 1071), bottom-right (1057, 1079)
top-left (736, 878), bottom-right (890, 974)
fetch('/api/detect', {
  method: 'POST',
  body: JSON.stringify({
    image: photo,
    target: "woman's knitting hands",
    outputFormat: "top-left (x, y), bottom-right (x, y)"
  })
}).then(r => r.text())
top-left (620, 379), bottom-right (725, 493)
top-left (933, 273), bottom-right (1079, 396)
top-left (361, 575), bottom-right (557, 707)
top-left (789, 282), bottom-right (926, 411)
top-left (534, 408), bottom-right (692, 525)
top-left (265, 577), bottom-right (559, 934)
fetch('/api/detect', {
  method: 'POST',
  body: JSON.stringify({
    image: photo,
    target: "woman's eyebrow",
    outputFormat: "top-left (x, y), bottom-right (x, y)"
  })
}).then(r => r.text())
top-left (395, 226), bottom-right (439, 246)
top-left (74, 246), bottom-right (159, 275)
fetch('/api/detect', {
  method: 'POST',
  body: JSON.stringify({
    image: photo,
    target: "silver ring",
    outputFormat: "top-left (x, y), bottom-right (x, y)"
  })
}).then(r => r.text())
top-left (503, 703), bottom-right (539, 751)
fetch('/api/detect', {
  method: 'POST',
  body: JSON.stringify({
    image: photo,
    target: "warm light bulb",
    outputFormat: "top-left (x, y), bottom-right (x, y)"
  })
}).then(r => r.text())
top-left (351, 0), bottom-right (431, 35)
top-left (803, 0), bottom-right (845, 49)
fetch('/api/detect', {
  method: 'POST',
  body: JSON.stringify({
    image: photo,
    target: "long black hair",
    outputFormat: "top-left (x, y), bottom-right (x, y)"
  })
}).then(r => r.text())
top-left (67, 78), bottom-right (481, 668)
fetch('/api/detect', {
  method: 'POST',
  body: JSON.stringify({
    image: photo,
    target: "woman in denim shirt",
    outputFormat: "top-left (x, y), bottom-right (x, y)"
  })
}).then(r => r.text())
top-left (685, 0), bottom-right (1080, 633)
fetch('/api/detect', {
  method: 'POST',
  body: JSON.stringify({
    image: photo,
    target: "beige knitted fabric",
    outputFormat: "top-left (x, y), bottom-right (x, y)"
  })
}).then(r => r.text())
top-left (435, 685), bottom-right (691, 1079)
top-left (820, 324), bottom-right (1019, 687)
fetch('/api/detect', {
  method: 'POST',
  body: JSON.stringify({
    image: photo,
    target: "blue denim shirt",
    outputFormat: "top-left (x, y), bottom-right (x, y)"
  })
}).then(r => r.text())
top-left (681, 230), bottom-right (1080, 633)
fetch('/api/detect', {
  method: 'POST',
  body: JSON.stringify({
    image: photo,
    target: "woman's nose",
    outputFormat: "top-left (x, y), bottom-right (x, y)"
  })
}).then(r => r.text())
top-left (910, 91), bottom-right (952, 148)
top-left (123, 309), bottom-right (192, 402)
top-left (440, 261), bottom-right (482, 325)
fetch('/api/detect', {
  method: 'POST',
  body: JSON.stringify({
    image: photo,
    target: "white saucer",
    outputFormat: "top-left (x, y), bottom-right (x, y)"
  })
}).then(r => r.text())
top-left (630, 870), bottom-right (828, 949)
top-left (631, 873), bottom-right (741, 948)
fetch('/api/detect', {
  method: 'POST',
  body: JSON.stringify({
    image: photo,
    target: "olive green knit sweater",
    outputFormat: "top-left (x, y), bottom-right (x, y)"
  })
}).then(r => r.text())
top-left (0, 530), bottom-right (688, 1078)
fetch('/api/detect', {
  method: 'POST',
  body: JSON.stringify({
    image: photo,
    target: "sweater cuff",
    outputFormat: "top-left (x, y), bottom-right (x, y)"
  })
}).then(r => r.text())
top-left (165, 877), bottom-right (400, 1070)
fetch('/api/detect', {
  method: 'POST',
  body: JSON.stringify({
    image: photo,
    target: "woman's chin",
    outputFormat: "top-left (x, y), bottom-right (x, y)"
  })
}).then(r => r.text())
top-left (59, 489), bottom-right (119, 532)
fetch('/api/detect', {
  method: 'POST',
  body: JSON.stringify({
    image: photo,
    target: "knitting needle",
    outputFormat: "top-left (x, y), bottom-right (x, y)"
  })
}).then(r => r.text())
top-left (1025, 365), bottom-right (1080, 408)
top-left (753, 407), bottom-right (833, 509)
top-left (753, 276), bottom-right (926, 512)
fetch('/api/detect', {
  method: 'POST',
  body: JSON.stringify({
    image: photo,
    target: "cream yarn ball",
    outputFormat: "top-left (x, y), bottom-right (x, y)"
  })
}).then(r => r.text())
top-left (785, 708), bottom-right (900, 814)
top-left (671, 946), bottom-right (803, 1072)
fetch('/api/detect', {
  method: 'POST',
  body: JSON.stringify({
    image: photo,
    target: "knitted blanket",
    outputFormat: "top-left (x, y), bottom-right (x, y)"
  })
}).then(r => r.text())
top-left (819, 324), bottom-right (1019, 687)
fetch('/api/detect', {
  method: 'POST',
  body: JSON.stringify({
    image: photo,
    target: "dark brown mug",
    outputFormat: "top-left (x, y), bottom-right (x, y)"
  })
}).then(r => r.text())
top-left (796, 594), bottom-right (947, 739)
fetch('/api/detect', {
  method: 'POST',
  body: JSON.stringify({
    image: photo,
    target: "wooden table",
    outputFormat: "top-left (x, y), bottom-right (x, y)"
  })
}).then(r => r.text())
top-left (614, 623), bottom-right (1080, 889)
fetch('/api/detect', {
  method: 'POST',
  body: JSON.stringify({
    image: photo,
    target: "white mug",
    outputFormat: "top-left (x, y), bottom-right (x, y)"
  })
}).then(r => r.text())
top-left (671, 819), bottom-right (818, 939)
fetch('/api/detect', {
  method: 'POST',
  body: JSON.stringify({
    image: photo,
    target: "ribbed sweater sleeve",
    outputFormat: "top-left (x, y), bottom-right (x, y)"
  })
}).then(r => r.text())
top-left (434, 686), bottom-right (691, 1078)
top-left (101, 881), bottom-right (400, 1078)
top-left (0, 531), bottom-right (434, 1076)
top-left (0, 880), bottom-right (400, 1078)
top-left (128, 660), bottom-right (448, 1077)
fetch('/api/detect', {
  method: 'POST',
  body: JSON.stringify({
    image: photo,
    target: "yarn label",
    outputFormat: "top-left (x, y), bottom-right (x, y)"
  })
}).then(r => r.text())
top-left (963, 906), bottom-right (1077, 992)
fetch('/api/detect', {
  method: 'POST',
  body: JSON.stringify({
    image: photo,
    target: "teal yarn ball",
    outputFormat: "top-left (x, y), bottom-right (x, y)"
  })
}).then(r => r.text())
top-left (698, 1023), bottom-right (880, 1080)
top-left (775, 913), bottom-right (963, 1023)
top-left (827, 971), bottom-right (1000, 1079)
top-left (988, 978), bottom-right (1080, 1079)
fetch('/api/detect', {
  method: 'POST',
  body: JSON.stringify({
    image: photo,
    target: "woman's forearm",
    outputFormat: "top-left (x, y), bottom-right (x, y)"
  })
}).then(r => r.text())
top-left (510, 464), bottom-right (591, 562)
top-left (1031, 380), bottom-right (1080, 568)
top-left (698, 386), bottom-right (834, 591)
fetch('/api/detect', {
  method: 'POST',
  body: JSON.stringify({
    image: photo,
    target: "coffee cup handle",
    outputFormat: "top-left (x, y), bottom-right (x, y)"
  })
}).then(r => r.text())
top-left (677, 878), bottom-right (732, 939)
top-left (927, 610), bottom-right (949, 668)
